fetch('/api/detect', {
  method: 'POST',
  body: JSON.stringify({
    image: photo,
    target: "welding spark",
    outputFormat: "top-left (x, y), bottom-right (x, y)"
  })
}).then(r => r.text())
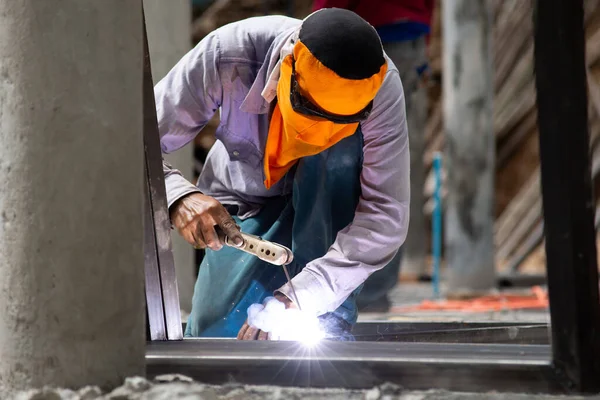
top-left (298, 325), bottom-right (326, 347)
top-left (247, 297), bottom-right (326, 346)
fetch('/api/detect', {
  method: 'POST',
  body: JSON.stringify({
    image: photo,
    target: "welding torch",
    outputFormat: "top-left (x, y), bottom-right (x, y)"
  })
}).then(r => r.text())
top-left (218, 229), bottom-right (302, 310)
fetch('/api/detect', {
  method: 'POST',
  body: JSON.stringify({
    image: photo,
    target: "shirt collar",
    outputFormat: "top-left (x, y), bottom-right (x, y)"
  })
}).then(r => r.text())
top-left (239, 25), bottom-right (300, 114)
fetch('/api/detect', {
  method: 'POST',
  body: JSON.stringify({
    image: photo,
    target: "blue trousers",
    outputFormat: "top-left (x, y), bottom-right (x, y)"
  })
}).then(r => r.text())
top-left (185, 129), bottom-right (369, 339)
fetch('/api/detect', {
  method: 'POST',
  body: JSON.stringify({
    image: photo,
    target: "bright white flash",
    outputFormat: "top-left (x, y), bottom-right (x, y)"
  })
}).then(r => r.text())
top-left (247, 297), bottom-right (326, 346)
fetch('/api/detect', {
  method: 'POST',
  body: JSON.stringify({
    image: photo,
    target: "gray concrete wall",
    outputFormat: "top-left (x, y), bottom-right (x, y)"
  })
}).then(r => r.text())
top-left (442, 0), bottom-right (496, 294)
top-left (0, 0), bottom-right (145, 395)
top-left (143, 0), bottom-right (195, 316)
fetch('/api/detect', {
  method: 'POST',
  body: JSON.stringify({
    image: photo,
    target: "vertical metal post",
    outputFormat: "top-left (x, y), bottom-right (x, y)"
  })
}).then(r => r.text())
top-left (432, 152), bottom-right (443, 298)
top-left (533, 0), bottom-right (600, 392)
top-left (143, 7), bottom-right (183, 341)
top-left (144, 0), bottom-right (196, 321)
top-left (143, 158), bottom-right (167, 340)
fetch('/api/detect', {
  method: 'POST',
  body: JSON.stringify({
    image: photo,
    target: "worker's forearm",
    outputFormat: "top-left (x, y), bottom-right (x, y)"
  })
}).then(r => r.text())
top-left (163, 159), bottom-right (201, 209)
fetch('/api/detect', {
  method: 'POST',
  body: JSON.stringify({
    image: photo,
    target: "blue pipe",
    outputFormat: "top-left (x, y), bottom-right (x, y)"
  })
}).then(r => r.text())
top-left (432, 152), bottom-right (443, 298)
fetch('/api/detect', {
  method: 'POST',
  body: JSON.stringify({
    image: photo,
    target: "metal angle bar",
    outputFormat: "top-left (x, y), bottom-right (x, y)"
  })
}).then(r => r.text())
top-left (143, 161), bottom-right (167, 341)
top-left (351, 323), bottom-right (550, 345)
top-left (142, 7), bottom-right (183, 341)
top-left (351, 321), bottom-right (544, 333)
top-left (141, 7), bottom-right (166, 342)
top-left (179, 320), bottom-right (543, 331)
top-left (147, 338), bottom-right (551, 363)
top-left (146, 340), bottom-right (560, 393)
top-left (534, 0), bottom-right (600, 393)
top-left (178, 321), bottom-right (550, 344)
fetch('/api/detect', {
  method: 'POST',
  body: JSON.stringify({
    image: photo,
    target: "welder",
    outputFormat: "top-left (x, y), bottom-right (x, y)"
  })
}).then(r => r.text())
top-left (156, 8), bottom-right (410, 340)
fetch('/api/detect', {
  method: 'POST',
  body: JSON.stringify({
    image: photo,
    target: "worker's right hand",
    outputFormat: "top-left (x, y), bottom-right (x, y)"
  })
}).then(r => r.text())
top-left (170, 192), bottom-right (244, 251)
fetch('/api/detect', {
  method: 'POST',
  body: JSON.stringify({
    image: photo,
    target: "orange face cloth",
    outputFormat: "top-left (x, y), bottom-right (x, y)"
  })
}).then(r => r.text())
top-left (263, 40), bottom-right (387, 189)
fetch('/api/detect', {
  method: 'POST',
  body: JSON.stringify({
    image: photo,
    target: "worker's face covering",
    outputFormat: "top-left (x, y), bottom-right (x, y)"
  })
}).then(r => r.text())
top-left (263, 39), bottom-right (387, 189)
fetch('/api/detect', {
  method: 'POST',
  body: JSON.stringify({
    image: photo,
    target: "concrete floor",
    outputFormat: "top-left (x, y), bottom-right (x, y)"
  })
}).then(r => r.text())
top-left (358, 282), bottom-right (550, 323)
top-left (12, 376), bottom-right (600, 399)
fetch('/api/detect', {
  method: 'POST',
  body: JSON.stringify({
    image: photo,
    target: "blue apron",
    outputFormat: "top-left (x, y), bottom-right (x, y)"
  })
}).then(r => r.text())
top-left (185, 128), bottom-right (378, 339)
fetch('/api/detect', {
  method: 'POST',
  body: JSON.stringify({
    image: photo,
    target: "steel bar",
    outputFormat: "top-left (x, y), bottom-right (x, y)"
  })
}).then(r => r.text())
top-left (178, 321), bottom-right (550, 344)
top-left (142, 10), bottom-right (167, 342)
top-left (142, 8), bottom-right (183, 341)
top-left (351, 322), bottom-right (550, 345)
top-left (146, 340), bottom-right (559, 393)
top-left (144, 160), bottom-right (167, 341)
top-left (534, 0), bottom-right (600, 393)
top-left (353, 321), bottom-right (544, 332)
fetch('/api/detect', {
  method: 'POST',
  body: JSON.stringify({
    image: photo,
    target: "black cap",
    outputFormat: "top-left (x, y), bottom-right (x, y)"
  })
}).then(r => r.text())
top-left (299, 8), bottom-right (385, 80)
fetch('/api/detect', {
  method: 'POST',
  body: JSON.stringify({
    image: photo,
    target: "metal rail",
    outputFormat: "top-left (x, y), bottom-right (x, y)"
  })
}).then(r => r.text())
top-left (146, 340), bottom-right (558, 393)
top-left (142, 5), bottom-right (182, 341)
top-left (351, 322), bottom-right (550, 344)
top-left (534, 0), bottom-right (600, 392)
top-left (178, 322), bottom-right (551, 345)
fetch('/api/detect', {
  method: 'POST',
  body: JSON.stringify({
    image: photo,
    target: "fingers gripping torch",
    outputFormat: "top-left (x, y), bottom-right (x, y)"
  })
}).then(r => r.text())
top-left (221, 231), bottom-right (302, 310)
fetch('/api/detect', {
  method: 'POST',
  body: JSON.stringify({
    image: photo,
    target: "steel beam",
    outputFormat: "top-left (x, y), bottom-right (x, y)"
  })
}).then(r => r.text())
top-left (146, 340), bottom-right (558, 393)
top-left (144, 158), bottom-right (167, 341)
top-left (351, 322), bottom-right (550, 345)
top-left (178, 321), bottom-right (550, 345)
top-left (534, 0), bottom-right (600, 393)
top-left (142, 7), bottom-right (183, 341)
top-left (143, 7), bottom-right (167, 342)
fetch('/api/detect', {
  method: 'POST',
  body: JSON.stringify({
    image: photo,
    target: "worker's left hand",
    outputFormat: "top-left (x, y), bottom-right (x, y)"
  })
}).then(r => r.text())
top-left (237, 293), bottom-right (296, 340)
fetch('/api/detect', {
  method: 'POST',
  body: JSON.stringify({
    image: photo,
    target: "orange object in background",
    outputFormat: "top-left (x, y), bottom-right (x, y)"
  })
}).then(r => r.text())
top-left (395, 286), bottom-right (549, 313)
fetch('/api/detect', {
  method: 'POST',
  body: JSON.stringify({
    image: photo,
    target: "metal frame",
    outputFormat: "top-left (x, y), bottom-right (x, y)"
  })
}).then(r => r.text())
top-left (147, 340), bottom-right (557, 394)
top-left (533, 0), bottom-right (600, 391)
top-left (142, 0), bottom-right (600, 394)
top-left (180, 321), bottom-right (551, 344)
top-left (142, 9), bottom-right (182, 341)
top-left (349, 321), bottom-right (549, 344)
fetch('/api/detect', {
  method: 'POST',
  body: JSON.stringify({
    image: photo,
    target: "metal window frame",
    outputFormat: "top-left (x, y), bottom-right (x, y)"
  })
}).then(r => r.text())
top-left (142, 0), bottom-right (600, 394)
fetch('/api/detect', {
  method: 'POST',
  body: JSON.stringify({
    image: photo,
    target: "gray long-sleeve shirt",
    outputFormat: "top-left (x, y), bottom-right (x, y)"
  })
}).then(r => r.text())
top-left (155, 15), bottom-right (410, 317)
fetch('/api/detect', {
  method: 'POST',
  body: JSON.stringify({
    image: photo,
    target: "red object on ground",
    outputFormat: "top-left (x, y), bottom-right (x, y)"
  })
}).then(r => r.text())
top-left (394, 286), bottom-right (549, 313)
top-left (312, 0), bottom-right (435, 28)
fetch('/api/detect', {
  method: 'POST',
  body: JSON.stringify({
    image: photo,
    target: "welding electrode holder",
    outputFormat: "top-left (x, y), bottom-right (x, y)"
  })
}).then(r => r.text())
top-left (222, 231), bottom-right (294, 266)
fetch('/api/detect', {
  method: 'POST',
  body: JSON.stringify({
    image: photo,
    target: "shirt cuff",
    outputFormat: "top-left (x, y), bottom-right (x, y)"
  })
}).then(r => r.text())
top-left (275, 270), bottom-right (337, 317)
top-left (165, 173), bottom-right (202, 209)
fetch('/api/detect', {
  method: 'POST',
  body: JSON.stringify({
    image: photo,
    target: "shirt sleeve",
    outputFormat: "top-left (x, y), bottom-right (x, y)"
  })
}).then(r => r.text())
top-left (277, 69), bottom-right (410, 316)
top-left (154, 32), bottom-right (223, 208)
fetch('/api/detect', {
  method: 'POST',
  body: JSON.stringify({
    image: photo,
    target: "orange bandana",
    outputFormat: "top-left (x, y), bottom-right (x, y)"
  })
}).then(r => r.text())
top-left (263, 41), bottom-right (387, 189)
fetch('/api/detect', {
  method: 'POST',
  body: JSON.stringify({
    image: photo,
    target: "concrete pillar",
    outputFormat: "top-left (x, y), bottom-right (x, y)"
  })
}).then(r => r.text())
top-left (442, 0), bottom-right (496, 295)
top-left (143, 0), bottom-right (195, 316)
top-left (0, 1), bottom-right (144, 395)
top-left (402, 73), bottom-right (429, 277)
